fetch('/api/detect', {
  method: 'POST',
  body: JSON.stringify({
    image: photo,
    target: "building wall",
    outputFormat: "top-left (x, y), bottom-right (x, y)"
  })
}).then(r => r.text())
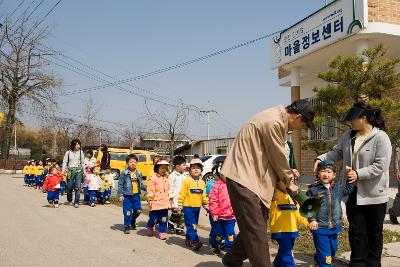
top-left (368, 0), bottom-right (400, 24)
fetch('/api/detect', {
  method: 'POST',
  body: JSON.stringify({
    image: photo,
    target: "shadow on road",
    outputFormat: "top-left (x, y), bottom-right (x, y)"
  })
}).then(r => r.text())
top-left (165, 235), bottom-right (215, 256)
top-left (110, 224), bottom-right (125, 232)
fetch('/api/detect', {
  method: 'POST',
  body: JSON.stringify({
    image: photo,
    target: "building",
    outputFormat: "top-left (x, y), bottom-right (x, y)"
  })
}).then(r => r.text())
top-left (174, 137), bottom-right (235, 158)
top-left (139, 132), bottom-right (190, 155)
top-left (270, 0), bottom-right (400, 175)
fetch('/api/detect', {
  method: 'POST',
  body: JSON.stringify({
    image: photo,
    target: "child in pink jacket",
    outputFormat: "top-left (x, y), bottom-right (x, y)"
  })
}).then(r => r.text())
top-left (146, 160), bottom-right (171, 240)
top-left (209, 164), bottom-right (236, 254)
top-left (86, 166), bottom-right (102, 207)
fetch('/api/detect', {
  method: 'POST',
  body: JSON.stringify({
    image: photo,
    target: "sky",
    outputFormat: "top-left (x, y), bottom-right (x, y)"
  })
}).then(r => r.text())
top-left (3, 0), bottom-right (328, 140)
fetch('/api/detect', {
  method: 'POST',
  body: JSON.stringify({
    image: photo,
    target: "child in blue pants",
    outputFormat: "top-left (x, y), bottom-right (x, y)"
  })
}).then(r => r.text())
top-left (307, 160), bottom-right (354, 267)
top-left (87, 167), bottom-right (102, 207)
top-left (117, 154), bottom-right (146, 234)
top-left (178, 159), bottom-right (209, 251)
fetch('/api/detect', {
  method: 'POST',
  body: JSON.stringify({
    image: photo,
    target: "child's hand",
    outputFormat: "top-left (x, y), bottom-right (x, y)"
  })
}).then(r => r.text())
top-left (118, 196), bottom-right (123, 202)
top-left (309, 221), bottom-right (318, 231)
top-left (178, 205), bottom-right (183, 212)
top-left (212, 215), bottom-right (218, 222)
top-left (203, 204), bottom-right (209, 211)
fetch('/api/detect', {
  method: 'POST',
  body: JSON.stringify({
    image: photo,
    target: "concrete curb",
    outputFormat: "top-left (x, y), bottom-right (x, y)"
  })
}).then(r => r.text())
top-left (0, 169), bottom-right (23, 174)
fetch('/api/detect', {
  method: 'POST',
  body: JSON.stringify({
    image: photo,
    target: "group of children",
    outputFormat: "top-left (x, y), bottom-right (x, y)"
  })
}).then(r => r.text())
top-left (22, 148), bottom-right (353, 265)
top-left (117, 154), bottom-right (236, 253)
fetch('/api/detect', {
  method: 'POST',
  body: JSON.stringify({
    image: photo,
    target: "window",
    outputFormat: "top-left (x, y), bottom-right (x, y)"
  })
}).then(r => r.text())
top-left (308, 98), bottom-right (337, 141)
top-left (200, 156), bottom-right (212, 162)
top-left (213, 156), bottom-right (226, 165)
top-left (217, 146), bottom-right (228, 155)
top-left (110, 153), bottom-right (129, 161)
top-left (136, 154), bottom-right (147, 162)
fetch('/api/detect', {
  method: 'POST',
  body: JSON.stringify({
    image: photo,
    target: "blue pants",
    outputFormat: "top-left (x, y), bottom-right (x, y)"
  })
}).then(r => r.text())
top-left (60, 181), bottom-right (66, 195)
top-left (47, 191), bottom-right (60, 204)
top-left (147, 209), bottom-right (168, 233)
top-left (83, 187), bottom-right (89, 204)
top-left (35, 176), bottom-right (41, 187)
top-left (313, 232), bottom-right (338, 267)
top-left (104, 189), bottom-right (112, 202)
top-left (96, 191), bottom-right (104, 204)
top-left (28, 175), bottom-right (35, 186)
top-left (24, 174), bottom-right (29, 184)
top-left (123, 194), bottom-right (142, 227)
top-left (66, 171), bottom-right (83, 204)
top-left (209, 219), bottom-right (236, 252)
top-left (273, 238), bottom-right (296, 267)
top-left (89, 190), bottom-right (98, 205)
top-left (183, 207), bottom-right (201, 242)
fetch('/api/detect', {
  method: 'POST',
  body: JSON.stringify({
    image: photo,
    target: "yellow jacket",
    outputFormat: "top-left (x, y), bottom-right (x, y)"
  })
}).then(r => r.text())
top-left (33, 166), bottom-right (44, 176)
top-left (23, 165), bottom-right (29, 175)
top-left (27, 165), bottom-right (35, 175)
top-left (269, 189), bottom-right (308, 239)
top-left (178, 176), bottom-right (208, 207)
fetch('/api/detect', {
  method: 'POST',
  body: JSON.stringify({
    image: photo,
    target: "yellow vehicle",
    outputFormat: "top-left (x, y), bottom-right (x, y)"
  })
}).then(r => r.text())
top-left (95, 147), bottom-right (155, 180)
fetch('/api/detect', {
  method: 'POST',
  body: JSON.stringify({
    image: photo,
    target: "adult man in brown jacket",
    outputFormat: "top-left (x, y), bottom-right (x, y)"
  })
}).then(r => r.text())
top-left (221, 99), bottom-right (315, 267)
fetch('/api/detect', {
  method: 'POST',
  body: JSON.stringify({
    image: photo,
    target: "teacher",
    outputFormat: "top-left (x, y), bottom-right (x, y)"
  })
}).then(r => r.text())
top-left (314, 102), bottom-right (392, 266)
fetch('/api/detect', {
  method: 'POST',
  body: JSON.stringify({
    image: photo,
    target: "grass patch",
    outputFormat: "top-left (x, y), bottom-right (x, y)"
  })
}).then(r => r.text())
top-left (293, 226), bottom-right (400, 256)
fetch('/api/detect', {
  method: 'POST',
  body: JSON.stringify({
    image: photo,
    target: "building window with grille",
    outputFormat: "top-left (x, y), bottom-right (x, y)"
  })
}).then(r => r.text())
top-left (308, 98), bottom-right (337, 141)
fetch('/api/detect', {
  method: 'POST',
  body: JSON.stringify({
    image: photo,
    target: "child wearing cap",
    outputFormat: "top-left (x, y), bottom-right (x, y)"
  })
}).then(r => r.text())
top-left (27, 161), bottom-right (36, 186)
top-left (103, 166), bottom-right (115, 204)
top-left (118, 154), bottom-right (146, 234)
top-left (178, 158), bottom-right (209, 251)
top-left (168, 156), bottom-right (187, 235)
top-left (87, 166), bottom-right (102, 207)
top-left (97, 171), bottom-right (110, 204)
top-left (208, 163), bottom-right (236, 255)
top-left (34, 160), bottom-right (45, 189)
top-left (146, 160), bottom-right (171, 240)
top-left (306, 160), bottom-right (354, 267)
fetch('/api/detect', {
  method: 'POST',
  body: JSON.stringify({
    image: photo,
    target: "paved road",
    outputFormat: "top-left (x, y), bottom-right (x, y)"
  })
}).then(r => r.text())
top-left (0, 174), bottom-right (347, 267)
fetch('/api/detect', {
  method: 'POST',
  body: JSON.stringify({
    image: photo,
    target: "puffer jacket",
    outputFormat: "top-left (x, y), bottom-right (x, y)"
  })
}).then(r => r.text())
top-left (87, 174), bottom-right (102, 190)
top-left (209, 180), bottom-right (235, 220)
top-left (147, 173), bottom-right (170, 211)
top-left (306, 180), bottom-right (354, 229)
top-left (42, 174), bottom-right (63, 192)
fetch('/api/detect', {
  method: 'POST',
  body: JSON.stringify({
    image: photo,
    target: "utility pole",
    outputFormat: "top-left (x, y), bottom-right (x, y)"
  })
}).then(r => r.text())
top-left (14, 124), bottom-right (17, 150)
top-left (200, 108), bottom-right (217, 155)
top-left (99, 130), bottom-right (102, 146)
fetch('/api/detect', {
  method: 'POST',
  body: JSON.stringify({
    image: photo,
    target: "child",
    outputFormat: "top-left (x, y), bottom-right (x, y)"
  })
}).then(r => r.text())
top-left (97, 171), bottom-right (110, 204)
top-left (83, 150), bottom-right (97, 205)
top-left (307, 160), bottom-right (354, 267)
top-left (35, 160), bottom-right (45, 189)
top-left (23, 161), bottom-right (30, 185)
top-left (42, 165), bottom-right (63, 208)
top-left (27, 160), bottom-right (36, 187)
top-left (117, 154), bottom-right (146, 234)
top-left (104, 166), bottom-right (115, 204)
top-left (168, 155), bottom-right (187, 235)
top-left (208, 163), bottom-right (236, 255)
top-left (54, 162), bottom-right (67, 196)
top-left (178, 158), bottom-right (209, 251)
top-left (86, 166), bottom-right (102, 207)
top-left (269, 179), bottom-right (309, 266)
top-left (147, 160), bottom-right (171, 240)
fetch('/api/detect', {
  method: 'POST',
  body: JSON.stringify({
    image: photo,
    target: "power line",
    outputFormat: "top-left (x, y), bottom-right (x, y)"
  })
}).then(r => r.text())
top-left (56, 30), bottom-right (282, 97)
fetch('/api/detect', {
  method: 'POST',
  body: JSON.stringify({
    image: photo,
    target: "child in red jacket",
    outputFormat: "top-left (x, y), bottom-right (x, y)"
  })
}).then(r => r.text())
top-left (209, 163), bottom-right (236, 254)
top-left (42, 165), bottom-right (63, 208)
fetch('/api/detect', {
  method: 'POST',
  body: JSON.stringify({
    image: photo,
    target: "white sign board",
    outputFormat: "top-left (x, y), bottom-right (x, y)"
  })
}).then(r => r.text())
top-left (270, 0), bottom-right (368, 69)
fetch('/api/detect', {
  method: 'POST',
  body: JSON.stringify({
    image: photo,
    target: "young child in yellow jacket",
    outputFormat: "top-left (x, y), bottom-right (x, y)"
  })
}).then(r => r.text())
top-left (178, 158), bottom-right (209, 251)
top-left (23, 161), bottom-right (30, 185)
top-left (269, 180), bottom-right (309, 267)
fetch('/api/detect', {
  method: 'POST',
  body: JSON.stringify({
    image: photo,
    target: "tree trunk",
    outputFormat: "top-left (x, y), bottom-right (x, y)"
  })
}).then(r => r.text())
top-left (1, 101), bottom-right (17, 159)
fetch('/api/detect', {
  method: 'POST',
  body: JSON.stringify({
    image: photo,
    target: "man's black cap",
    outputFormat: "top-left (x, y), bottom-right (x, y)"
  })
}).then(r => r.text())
top-left (290, 99), bottom-right (315, 130)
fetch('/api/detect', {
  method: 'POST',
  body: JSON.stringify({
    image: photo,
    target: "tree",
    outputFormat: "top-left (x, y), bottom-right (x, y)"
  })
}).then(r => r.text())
top-left (312, 45), bottom-right (400, 173)
top-left (73, 96), bottom-right (100, 146)
top-left (144, 100), bottom-right (189, 158)
top-left (0, 17), bottom-right (62, 159)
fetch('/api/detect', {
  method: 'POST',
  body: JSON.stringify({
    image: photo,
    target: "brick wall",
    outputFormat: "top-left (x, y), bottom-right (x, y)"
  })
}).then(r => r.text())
top-left (0, 159), bottom-right (26, 170)
top-left (368, 0), bottom-right (400, 24)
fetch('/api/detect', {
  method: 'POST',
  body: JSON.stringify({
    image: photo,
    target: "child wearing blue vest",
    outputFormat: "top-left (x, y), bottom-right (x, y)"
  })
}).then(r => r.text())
top-left (307, 160), bottom-right (354, 267)
top-left (118, 154), bottom-right (146, 234)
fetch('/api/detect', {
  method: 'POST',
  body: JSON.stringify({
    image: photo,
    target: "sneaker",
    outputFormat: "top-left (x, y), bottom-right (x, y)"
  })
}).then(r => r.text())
top-left (74, 204), bottom-right (80, 208)
top-left (389, 210), bottom-right (399, 225)
top-left (185, 239), bottom-right (193, 247)
top-left (158, 233), bottom-right (168, 240)
top-left (124, 226), bottom-right (130, 234)
top-left (54, 204), bottom-right (59, 208)
top-left (192, 241), bottom-right (203, 251)
top-left (131, 221), bottom-right (137, 230)
top-left (90, 203), bottom-right (95, 207)
top-left (49, 203), bottom-right (54, 208)
top-left (210, 247), bottom-right (221, 255)
top-left (147, 227), bottom-right (155, 236)
top-left (105, 201), bottom-right (111, 204)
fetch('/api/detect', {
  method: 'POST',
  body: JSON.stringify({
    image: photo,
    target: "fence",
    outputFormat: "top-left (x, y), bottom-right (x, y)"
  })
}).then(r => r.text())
top-left (0, 159), bottom-right (26, 170)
